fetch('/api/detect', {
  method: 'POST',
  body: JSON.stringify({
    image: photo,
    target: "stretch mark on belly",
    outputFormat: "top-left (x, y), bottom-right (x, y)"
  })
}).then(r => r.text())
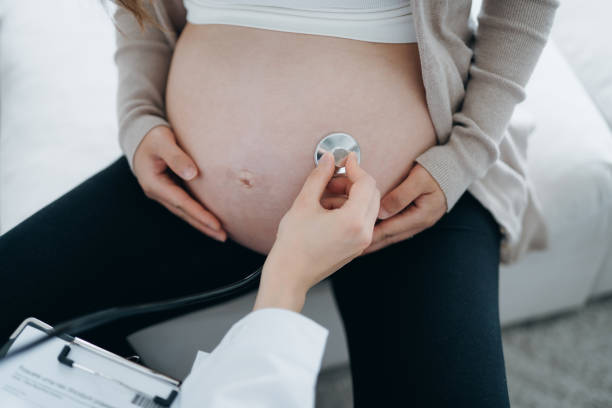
top-left (237, 169), bottom-right (255, 189)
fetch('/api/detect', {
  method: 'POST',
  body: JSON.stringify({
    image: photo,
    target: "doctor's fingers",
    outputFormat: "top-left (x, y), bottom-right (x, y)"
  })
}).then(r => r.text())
top-left (343, 171), bottom-right (379, 218)
top-left (322, 185), bottom-right (380, 220)
top-left (324, 150), bottom-right (373, 196)
top-left (320, 195), bottom-right (348, 210)
top-left (344, 151), bottom-right (371, 184)
top-left (364, 185), bottom-right (382, 228)
top-left (324, 152), bottom-right (363, 196)
top-left (328, 150), bottom-right (373, 193)
top-left (325, 175), bottom-right (353, 196)
top-left (296, 151), bottom-right (336, 207)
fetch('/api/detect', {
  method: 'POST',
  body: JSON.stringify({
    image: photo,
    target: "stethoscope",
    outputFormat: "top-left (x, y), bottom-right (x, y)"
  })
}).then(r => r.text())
top-left (314, 132), bottom-right (361, 176)
top-left (1, 132), bottom-right (362, 363)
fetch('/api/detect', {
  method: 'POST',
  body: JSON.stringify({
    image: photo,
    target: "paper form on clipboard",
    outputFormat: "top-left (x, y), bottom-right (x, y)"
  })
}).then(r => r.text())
top-left (0, 318), bottom-right (180, 408)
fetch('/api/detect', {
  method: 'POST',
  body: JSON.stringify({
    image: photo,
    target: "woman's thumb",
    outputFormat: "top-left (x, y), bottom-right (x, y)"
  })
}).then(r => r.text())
top-left (158, 139), bottom-right (199, 181)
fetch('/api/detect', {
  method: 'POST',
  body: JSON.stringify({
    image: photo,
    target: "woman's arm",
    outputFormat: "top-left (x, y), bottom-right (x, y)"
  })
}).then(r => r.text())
top-left (414, 0), bottom-right (560, 213)
top-left (113, 0), bottom-right (184, 169)
top-left (113, 1), bottom-right (227, 240)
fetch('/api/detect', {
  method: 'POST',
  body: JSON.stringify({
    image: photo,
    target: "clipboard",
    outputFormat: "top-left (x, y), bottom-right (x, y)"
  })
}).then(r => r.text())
top-left (0, 317), bottom-right (181, 408)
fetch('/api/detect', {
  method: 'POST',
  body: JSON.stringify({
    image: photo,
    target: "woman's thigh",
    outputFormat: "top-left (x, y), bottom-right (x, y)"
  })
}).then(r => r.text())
top-left (330, 191), bottom-right (510, 407)
top-left (0, 157), bottom-right (266, 354)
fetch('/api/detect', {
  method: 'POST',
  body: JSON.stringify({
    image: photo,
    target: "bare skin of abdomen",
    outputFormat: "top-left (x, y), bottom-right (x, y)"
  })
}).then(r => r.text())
top-left (166, 23), bottom-right (436, 255)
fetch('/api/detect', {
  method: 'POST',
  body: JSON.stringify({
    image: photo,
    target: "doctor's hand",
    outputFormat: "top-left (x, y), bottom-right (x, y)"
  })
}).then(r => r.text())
top-left (254, 151), bottom-right (380, 313)
top-left (133, 125), bottom-right (227, 242)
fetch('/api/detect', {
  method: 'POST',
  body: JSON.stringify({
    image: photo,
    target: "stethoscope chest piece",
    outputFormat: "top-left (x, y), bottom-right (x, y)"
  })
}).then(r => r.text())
top-left (314, 132), bottom-right (360, 176)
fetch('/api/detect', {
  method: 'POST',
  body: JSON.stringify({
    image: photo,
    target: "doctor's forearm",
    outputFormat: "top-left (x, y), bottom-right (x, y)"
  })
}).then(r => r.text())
top-left (253, 246), bottom-right (308, 313)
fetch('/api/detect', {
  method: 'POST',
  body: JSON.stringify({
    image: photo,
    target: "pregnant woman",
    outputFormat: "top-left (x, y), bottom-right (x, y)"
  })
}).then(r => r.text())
top-left (0, 0), bottom-right (558, 406)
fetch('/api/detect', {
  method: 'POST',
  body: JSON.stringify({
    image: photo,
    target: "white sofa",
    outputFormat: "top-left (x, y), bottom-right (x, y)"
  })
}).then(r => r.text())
top-left (2, 0), bottom-right (612, 381)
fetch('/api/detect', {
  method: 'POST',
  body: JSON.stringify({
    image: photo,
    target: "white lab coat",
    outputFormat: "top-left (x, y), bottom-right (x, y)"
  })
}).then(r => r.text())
top-left (176, 308), bottom-right (329, 407)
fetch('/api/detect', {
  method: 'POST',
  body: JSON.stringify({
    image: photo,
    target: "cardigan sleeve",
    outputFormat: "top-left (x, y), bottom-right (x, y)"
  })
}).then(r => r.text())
top-left (414, 0), bottom-right (560, 213)
top-left (113, 1), bottom-right (180, 171)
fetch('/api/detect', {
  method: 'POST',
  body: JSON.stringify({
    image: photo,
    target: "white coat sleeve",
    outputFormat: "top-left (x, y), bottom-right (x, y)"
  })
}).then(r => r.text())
top-left (178, 308), bottom-right (329, 408)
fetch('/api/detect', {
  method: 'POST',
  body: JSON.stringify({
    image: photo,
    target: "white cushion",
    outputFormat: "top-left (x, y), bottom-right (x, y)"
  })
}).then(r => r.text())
top-left (0, 0), bottom-right (120, 233)
top-left (499, 40), bottom-right (612, 323)
top-left (550, 0), bottom-right (612, 297)
top-left (551, 0), bottom-right (612, 130)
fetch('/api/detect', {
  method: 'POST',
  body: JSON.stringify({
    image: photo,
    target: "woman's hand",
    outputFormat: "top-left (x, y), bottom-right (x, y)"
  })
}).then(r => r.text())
top-left (254, 151), bottom-right (380, 312)
top-left (363, 162), bottom-right (447, 254)
top-left (133, 125), bottom-right (227, 242)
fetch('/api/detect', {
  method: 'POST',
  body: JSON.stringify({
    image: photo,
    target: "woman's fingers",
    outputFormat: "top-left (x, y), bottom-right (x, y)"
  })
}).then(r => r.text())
top-left (371, 202), bottom-right (425, 242)
top-left (159, 200), bottom-right (227, 242)
top-left (378, 163), bottom-right (425, 219)
top-left (154, 128), bottom-right (199, 181)
top-left (132, 126), bottom-right (227, 241)
top-left (362, 227), bottom-right (416, 255)
top-left (153, 173), bottom-right (225, 233)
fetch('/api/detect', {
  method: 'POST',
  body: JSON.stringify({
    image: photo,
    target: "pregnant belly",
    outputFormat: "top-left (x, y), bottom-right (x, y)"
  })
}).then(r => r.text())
top-left (166, 23), bottom-right (436, 255)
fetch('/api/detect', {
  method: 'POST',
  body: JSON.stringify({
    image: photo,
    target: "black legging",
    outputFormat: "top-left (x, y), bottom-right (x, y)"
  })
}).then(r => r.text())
top-left (0, 157), bottom-right (510, 406)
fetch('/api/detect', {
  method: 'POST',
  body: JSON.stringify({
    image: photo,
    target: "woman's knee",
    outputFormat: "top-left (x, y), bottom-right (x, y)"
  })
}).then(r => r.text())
top-left (328, 191), bottom-right (509, 406)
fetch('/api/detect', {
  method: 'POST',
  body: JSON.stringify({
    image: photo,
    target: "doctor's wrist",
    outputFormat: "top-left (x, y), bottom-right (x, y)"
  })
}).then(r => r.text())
top-left (252, 283), bottom-right (306, 313)
top-left (253, 248), bottom-right (309, 313)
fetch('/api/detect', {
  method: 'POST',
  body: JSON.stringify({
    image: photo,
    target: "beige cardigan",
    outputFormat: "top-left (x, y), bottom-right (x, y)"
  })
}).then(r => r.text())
top-left (113, 0), bottom-right (559, 264)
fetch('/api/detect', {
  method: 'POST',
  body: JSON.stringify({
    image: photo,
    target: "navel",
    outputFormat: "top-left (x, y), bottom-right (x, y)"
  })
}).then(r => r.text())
top-left (237, 169), bottom-right (255, 189)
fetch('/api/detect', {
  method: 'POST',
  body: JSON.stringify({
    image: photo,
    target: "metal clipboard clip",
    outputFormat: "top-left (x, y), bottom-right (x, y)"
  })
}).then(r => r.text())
top-left (57, 345), bottom-right (178, 407)
top-left (3, 317), bottom-right (180, 407)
